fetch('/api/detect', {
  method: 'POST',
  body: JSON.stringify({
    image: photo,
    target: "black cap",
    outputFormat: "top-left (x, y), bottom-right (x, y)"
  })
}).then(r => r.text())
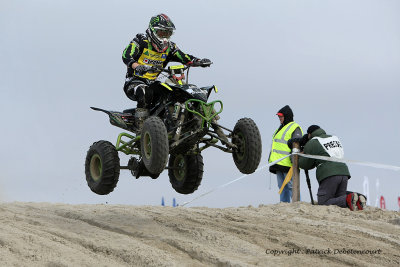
top-left (307, 125), bottom-right (320, 135)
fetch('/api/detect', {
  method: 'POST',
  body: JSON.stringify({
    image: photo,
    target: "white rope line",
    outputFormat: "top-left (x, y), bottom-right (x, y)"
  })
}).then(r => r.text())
top-left (293, 153), bottom-right (400, 172)
top-left (181, 153), bottom-right (400, 207)
top-left (181, 155), bottom-right (291, 206)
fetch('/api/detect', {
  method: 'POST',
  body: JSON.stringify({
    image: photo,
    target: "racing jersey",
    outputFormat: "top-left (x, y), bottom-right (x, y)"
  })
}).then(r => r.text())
top-left (122, 33), bottom-right (198, 80)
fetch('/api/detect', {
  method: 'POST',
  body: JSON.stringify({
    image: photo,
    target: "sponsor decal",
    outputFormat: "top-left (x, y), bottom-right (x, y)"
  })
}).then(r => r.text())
top-left (151, 17), bottom-right (160, 25)
top-left (142, 50), bottom-right (166, 59)
top-left (149, 53), bottom-right (164, 59)
top-left (143, 58), bottom-right (163, 65)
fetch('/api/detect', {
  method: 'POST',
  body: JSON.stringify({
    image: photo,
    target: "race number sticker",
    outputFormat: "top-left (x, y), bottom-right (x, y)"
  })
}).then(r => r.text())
top-left (313, 136), bottom-right (344, 159)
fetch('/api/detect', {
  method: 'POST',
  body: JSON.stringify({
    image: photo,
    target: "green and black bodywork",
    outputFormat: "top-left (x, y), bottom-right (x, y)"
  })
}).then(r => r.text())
top-left (85, 64), bottom-right (262, 195)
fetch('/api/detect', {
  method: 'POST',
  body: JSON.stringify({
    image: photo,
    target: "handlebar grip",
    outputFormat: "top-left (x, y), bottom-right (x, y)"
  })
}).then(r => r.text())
top-left (191, 60), bottom-right (213, 67)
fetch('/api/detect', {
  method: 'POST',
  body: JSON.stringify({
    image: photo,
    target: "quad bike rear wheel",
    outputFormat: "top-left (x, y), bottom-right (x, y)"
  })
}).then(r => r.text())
top-left (85, 140), bottom-right (120, 195)
top-left (232, 118), bottom-right (262, 174)
top-left (168, 153), bottom-right (204, 194)
top-left (140, 116), bottom-right (169, 175)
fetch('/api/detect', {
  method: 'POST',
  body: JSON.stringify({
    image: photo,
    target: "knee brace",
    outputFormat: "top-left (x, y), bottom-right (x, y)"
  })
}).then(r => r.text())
top-left (125, 83), bottom-right (137, 101)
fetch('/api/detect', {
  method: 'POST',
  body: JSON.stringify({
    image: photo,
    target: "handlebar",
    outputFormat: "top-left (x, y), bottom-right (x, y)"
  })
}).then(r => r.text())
top-left (150, 60), bottom-right (213, 73)
top-left (150, 60), bottom-right (212, 85)
top-left (150, 65), bottom-right (189, 73)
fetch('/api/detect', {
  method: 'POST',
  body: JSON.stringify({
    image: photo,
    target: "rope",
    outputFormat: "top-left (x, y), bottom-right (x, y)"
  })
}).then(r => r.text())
top-left (181, 155), bottom-right (291, 206)
top-left (181, 153), bottom-right (400, 206)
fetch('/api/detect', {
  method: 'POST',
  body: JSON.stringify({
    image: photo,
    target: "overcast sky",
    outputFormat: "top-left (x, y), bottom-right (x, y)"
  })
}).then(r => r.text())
top-left (1, 0), bottom-right (399, 210)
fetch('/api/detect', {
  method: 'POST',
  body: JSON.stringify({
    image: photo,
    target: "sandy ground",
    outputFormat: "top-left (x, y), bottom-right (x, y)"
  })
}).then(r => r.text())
top-left (0, 202), bottom-right (399, 267)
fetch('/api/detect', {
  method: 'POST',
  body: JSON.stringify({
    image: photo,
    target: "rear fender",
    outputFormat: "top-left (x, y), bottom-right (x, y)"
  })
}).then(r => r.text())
top-left (90, 107), bottom-right (131, 130)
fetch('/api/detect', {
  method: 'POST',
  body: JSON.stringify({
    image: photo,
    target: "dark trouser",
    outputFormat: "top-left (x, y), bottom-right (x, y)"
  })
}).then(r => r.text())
top-left (317, 175), bottom-right (349, 208)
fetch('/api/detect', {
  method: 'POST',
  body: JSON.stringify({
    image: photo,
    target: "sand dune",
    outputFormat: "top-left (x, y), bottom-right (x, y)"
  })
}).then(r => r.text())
top-left (0, 202), bottom-right (399, 266)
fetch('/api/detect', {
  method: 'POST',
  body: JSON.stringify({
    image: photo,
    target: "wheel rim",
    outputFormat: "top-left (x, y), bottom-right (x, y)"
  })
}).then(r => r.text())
top-left (234, 132), bottom-right (245, 161)
top-left (90, 154), bottom-right (102, 181)
top-left (173, 155), bottom-right (186, 182)
top-left (143, 132), bottom-right (152, 159)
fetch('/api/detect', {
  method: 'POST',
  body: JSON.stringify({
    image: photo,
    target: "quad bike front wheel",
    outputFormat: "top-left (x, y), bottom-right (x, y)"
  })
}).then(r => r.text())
top-left (232, 118), bottom-right (262, 174)
top-left (85, 140), bottom-right (120, 195)
top-left (140, 116), bottom-right (169, 175)
top-left (168, 153), bottom-right (204, 194)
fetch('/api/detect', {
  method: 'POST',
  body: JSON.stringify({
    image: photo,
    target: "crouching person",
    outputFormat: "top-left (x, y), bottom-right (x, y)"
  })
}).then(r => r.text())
top-left (296, 125), bottom-right (366, 211)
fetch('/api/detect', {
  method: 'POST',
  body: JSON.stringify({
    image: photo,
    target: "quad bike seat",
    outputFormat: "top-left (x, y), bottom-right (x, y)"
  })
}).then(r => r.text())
top-left (123, 108), bottom-right (136, 114)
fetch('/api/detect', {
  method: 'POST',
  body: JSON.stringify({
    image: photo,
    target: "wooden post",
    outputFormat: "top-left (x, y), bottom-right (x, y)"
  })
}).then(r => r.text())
top-left (292, 142), bottom-right (300, 202)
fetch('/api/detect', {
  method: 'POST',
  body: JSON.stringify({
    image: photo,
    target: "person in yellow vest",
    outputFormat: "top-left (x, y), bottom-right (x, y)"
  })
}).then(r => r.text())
top-left (122, 14), bottom-right (211, 110)
top-left (268, 105), bottom-right (303, 202)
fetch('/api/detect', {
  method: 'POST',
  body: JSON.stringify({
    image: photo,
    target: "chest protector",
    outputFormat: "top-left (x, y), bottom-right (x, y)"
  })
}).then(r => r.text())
top-left (134, 40), bottom-right (169, 80)
top-left (269, 122), bottom-right (302, 167)
top-left (312, 136), bottom-right (344, 159)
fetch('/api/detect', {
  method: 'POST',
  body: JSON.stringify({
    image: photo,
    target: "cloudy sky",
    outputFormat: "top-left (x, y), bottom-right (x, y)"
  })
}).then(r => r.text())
top-left (1, 0), bottom-right (399, 210)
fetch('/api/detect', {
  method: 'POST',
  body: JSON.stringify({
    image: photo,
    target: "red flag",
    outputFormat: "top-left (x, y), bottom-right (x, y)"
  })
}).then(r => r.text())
top-left (398, 196), bottom-right (400, 210)
top-left (380, 196), bottom-right (386, 210)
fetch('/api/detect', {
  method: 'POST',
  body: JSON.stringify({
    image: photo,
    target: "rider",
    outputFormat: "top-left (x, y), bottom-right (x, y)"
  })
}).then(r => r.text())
top-left (122, 13), bottom-right (211, 110)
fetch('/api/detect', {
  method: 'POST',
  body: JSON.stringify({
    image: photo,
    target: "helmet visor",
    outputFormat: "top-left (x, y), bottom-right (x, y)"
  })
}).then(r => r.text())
top-left (155, 28), bottom-right (173, 39)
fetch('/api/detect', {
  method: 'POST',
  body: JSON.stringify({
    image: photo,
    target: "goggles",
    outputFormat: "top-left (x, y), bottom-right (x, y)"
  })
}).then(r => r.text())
top-left (154, 28), bottom-right (173, 39)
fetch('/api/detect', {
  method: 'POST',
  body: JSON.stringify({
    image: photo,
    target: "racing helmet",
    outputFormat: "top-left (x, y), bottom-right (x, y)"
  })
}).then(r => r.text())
top-left (146, 14), bottom-right (175, 52)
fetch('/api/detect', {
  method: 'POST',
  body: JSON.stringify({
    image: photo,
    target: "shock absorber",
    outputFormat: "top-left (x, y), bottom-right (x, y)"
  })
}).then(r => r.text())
top-left (172, 103), bottom-right (181, 120)
top-left (174, 103), bottom-right (186, 142)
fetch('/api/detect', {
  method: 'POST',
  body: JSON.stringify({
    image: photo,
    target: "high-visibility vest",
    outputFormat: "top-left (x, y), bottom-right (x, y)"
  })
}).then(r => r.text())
top-left (269, 122), bottom-right (302, 167)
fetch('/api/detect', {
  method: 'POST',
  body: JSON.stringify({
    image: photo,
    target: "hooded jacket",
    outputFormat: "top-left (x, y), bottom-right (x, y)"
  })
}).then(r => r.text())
top-left (275, 105), bottom-right (294, 132)
top-left (298, 128), bottom-right (351, 183)
top-left (269, 105), bottom-right (302, 174)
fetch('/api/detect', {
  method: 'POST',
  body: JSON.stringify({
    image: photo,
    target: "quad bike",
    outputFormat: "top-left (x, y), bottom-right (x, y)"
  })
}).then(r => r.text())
top-left (85, 61), bottom-right (262, 195)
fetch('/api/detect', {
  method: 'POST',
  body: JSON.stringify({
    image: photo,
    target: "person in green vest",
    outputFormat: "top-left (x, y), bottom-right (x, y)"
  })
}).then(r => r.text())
top-left (268, 105), bottom-right (303, 202)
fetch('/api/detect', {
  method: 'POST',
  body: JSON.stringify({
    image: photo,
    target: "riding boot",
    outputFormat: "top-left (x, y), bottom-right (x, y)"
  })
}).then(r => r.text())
top-left (135, 108), bottom-right (149, 132)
